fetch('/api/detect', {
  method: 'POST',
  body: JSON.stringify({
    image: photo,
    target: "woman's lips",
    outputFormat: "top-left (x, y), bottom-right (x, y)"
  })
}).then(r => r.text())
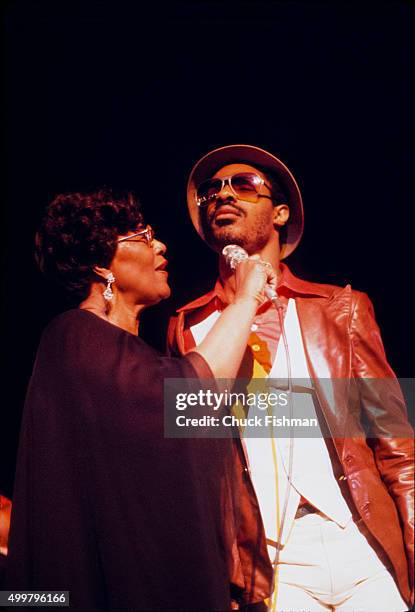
top-left (155, 260), bottom-right (168, 272)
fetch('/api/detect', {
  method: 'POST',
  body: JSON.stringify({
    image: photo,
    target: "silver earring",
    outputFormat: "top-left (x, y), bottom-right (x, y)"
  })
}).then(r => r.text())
top-left (103, 272), bottom-right (115, 301)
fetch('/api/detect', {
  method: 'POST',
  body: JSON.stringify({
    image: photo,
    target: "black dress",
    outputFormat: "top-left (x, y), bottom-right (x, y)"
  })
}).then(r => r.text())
top-left (6, 310), bottom-right (232, 611)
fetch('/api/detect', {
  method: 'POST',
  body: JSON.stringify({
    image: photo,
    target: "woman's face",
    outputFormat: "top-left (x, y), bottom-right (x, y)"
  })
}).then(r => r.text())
top-left (110, 226), bottom-right (171, 307)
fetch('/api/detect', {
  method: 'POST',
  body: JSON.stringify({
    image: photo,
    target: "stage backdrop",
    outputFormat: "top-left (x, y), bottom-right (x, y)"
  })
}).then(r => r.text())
top-left (2, 0), bottom-right (413, 497)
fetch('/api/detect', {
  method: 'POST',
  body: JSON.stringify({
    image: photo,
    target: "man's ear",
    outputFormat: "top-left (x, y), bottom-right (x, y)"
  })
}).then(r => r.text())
top-left (273, 204), bottom-right (290, 228)
top-left (93, 265), bottom-right (112, 281)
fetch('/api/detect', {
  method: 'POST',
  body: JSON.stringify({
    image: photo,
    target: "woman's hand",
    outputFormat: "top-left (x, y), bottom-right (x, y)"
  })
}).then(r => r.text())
top-left (189, 257), bottom-right (277, 379)
top-left (233, 256), bottom-right (278, 306)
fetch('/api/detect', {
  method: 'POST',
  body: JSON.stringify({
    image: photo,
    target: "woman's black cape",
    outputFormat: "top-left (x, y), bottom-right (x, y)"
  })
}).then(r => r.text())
top-left (6, 310), bottom-right (233, 611)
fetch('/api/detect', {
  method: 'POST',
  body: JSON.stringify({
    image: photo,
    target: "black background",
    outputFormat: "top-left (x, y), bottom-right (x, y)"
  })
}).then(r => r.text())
top-left (1, 0), bottom-right (414, 497)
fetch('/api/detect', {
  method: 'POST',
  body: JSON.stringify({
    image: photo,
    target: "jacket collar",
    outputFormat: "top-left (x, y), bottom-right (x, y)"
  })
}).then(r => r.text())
top-left (177, 263), bottom-right (334, 313)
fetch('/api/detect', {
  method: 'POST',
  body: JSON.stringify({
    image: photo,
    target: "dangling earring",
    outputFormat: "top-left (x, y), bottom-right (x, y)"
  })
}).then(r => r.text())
top-left (103, 272), bottom-right (115, 301)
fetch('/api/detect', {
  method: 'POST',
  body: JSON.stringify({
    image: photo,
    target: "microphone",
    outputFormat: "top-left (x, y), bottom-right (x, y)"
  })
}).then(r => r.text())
top-left (222, 244), bottom-right (248, 270)
top-left (222, 244), bottom-right (283, 307)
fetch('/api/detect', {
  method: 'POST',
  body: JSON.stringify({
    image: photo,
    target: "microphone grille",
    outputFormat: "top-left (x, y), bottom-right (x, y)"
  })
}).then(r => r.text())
top-left (222, 244), bottom-right (248, 270)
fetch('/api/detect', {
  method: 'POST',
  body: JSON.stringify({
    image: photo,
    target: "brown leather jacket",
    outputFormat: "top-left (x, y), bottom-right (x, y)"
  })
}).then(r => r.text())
top-left (167, 264), bottom-right (414, 608)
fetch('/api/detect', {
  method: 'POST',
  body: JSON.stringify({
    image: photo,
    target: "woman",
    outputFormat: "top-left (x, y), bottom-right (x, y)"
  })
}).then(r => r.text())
top-left (6, 189), bottom-right (275, 611)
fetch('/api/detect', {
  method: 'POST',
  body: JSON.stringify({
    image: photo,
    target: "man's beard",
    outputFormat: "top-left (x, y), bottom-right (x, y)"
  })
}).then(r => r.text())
top-left (202, 220), bottom-right (271, 255)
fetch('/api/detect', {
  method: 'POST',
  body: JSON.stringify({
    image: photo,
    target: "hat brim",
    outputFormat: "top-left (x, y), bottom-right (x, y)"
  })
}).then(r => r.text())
top-left (187, 144), bottom-right (304, 259)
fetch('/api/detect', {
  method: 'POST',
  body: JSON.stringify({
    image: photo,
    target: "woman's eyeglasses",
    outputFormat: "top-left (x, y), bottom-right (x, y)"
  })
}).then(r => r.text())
top-left (196, 172), bottom-right (274, 207)
top-left (117, 225), bottom-right (154, 247)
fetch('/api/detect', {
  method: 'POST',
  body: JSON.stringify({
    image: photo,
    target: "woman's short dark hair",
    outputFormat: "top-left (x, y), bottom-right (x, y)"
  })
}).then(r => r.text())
top-left (35, 188), bottom-right (143, 300)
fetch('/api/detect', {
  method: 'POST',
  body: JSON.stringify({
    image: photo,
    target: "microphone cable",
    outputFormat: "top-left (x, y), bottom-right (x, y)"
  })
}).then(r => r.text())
top-left (267, 299), bottom-right (294, 612)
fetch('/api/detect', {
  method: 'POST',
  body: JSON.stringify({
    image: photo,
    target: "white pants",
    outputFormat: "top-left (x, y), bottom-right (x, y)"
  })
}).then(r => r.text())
top-left (271, 512), bottom-right (408, 612)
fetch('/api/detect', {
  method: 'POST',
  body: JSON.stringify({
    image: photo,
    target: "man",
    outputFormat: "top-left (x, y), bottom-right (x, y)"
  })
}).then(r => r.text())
top-left (167, 145), bottom-right (414, 611)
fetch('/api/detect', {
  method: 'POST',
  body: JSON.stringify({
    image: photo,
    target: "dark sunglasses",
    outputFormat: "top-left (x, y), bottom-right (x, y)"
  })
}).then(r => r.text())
top-left (196, 172), bottom-right (274, 207)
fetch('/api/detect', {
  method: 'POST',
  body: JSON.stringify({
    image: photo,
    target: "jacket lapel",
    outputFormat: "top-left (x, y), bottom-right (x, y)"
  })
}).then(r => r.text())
top-left (295, 285), bottom-right (352, 379)
top-left (295, 285), bottom-right (353, 460)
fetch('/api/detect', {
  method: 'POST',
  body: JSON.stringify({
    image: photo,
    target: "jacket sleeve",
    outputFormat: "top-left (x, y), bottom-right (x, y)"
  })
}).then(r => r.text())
top-left (350, 291), bottom-right (414, 597)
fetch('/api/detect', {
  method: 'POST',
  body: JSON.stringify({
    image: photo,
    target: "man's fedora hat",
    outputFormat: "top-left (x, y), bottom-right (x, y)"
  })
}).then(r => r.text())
top-left (187, 144), bottom-right (304, 259)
